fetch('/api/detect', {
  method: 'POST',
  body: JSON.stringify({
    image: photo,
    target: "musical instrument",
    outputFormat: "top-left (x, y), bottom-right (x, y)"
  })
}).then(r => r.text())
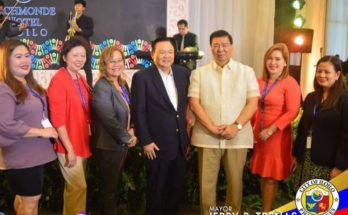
top-left (0, 0), bottom-right (19, 30)
top-left (0, 2), bottom-right (31, 31)
top-left (134, 50), bottom-right (204, 70)
top-left (65, 11), bottom-right (77, 41)
top-left (0, 16), bottom-right (32, 29)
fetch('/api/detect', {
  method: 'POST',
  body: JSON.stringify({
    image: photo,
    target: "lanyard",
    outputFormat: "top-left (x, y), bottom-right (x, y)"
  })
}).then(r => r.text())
top-left (65, 68), bottom-right (88, 113)
top-left (121, 86), bottom-right (130, 104)
top-left (260, 80), bottom-right (278, 130)
top-left (260, 80), bottom-right (278, 112)
top-left (313, 104), bottom-right (319, 118)
top-left (75, 78), bottom-right (88, 112)
top-left (27, 87), bottom-right (46, 112)
top-left (309, 104), bottom-right (320, 137)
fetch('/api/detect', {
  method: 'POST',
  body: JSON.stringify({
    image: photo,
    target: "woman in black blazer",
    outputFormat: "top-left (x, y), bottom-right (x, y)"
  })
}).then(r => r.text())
top-left (292, 55), bottom-right (348, 189)
top-left (91, 46), bottom-right (137, 214)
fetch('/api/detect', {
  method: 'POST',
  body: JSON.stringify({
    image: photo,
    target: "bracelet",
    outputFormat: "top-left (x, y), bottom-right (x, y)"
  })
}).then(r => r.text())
top-left (266, 129), bottom-right (273, 136)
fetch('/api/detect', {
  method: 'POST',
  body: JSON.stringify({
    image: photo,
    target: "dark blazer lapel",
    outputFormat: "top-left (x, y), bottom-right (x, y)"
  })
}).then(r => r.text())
top-left (151, 67), bottom-right (176, 110)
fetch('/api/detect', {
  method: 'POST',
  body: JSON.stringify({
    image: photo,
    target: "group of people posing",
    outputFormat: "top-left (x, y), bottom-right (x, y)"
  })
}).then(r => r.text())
top-left (0, 28), bottom-right (347, 215)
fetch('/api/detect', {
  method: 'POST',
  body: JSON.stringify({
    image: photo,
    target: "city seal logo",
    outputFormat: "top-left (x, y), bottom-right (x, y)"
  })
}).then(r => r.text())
top-left (295, 179), bottom-right (339, 215)
top-left (16, 0), bottom-right (32, 4)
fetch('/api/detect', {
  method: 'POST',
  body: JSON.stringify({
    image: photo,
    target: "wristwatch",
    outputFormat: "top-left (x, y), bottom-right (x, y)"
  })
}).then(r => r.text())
top-left (233, 122), bottom-right (243, 131)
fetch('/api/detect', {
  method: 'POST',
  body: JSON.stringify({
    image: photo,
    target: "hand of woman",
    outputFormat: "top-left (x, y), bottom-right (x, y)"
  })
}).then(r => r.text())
top-left (259, 129), bottom-right (270, 141)
top-left (41, 127), bottom-right (58, 139)
top-left (330, 167), bottom-right (343, 179)
top-left (128, 128), bottom-right (135, 136)
top-left (259, 125), bottom-right (277, 141)
top-left (65, 150), bottom-right (77, 168)
top-left (290, 156), bottom-right (298, 172)
top-left (128, 135), bottom-right (137, 147)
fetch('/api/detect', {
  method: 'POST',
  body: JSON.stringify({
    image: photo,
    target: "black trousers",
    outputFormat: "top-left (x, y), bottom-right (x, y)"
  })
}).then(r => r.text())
top-left (93, 148), bottom-right (128, 215)
top-left (145, 153), bottom-right (186, 215)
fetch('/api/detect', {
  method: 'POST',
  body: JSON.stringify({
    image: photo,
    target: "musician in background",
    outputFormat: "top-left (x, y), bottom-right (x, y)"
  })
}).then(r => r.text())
top-left (67, 0), bottom-right (94, 88)
top-left (0, 0), bottom-right (28, 44)
top-left (173, 19), bottom-right (199, 70)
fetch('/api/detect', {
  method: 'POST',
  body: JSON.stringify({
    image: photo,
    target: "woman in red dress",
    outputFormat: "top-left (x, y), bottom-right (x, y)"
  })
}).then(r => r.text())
top-left (250, 43), bottom-right (301, 212)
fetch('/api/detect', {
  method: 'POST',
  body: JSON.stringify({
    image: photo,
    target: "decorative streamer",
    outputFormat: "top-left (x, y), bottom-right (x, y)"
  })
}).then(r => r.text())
top-left (21, 38), bottom-right (152, 70)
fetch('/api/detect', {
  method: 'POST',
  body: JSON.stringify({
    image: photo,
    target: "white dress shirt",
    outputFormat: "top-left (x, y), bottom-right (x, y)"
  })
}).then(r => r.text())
top-left (158, 68), bottom-right (178, 110)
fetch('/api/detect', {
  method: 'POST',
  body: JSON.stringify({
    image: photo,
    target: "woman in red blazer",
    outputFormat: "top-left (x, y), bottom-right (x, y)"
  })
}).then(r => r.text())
top-left (47, 36), bottom-right (91, 215)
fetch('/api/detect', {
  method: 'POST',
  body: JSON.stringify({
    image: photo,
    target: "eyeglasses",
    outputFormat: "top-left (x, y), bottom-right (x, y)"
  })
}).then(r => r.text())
top-left (158, 50), bottom-right (174, 55)
top-left (212, 43), bottom-right (231, 49)
top-left (108, 59), bottom-right (124, 64)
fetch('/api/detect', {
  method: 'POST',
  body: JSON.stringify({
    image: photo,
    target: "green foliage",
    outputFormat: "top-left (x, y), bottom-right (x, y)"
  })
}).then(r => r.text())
top-left (0, 172), bottom-right (14, 211)
top-left (183, 147), bottom-right (199, 205)
top-left (280, 174), bottom-right (296, 200)
top-left (292, 108), bottom-right (303, 140)
top-left (243, 194), bottom-right (263, 212)
top-left (0, 140), bottom-right (299, 212)
top-left (40, 161), bottom-right (64, 211)
top-left (116, 145), bottom-right (147, 211)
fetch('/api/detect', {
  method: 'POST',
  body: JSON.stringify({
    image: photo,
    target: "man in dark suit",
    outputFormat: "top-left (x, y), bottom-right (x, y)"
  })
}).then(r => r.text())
top-left (131, 37), bottom-right (190, 215)
top-left (173, 19), bottom-right (199, 70)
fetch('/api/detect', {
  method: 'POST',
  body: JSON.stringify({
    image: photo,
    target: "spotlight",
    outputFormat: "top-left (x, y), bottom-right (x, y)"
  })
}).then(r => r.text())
top-left (274, 28), bottom-right (313, 53)
top-left (292, 0), bottom-right (306, 10)
top-left (294, 35), bottom-right (304, 46)
top-left (294, 15), bottom-right (305, 28)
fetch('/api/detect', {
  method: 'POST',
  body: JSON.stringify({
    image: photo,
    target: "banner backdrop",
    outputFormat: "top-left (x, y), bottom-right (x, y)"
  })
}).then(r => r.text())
top-left (4, 0), bottom-right (166, 69)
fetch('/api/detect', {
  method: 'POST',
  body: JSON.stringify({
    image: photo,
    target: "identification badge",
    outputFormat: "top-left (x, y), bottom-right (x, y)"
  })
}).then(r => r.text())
top-left (306, 136), bottom-right (312, 149)
top-left (41, 118), bottom-right (53, 128)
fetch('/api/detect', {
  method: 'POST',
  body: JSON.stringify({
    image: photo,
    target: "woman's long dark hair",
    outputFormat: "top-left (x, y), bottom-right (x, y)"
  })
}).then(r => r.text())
top-left (314, 55), bottom-right (345, 110)
top-left (0, 39), bottom-right (45, 104)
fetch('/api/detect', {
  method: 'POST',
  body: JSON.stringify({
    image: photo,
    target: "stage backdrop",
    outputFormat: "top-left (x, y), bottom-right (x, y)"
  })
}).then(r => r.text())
top-left (5, 0), bottom-right (167, 69)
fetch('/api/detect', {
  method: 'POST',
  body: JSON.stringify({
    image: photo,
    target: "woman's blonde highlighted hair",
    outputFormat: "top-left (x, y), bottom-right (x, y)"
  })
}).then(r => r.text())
top-left (99, 45), bottom-right (126, 86)
top-left (262, 43), bottom-right (290, 81)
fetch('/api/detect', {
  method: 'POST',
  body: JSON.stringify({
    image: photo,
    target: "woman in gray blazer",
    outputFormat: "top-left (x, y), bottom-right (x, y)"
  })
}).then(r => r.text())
top-left (91, 46), bottom-right (137, 215)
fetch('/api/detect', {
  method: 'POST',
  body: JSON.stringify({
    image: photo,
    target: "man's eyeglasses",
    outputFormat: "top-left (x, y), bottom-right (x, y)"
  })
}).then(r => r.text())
top-left (212, 43), bottom-right (231, 49)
